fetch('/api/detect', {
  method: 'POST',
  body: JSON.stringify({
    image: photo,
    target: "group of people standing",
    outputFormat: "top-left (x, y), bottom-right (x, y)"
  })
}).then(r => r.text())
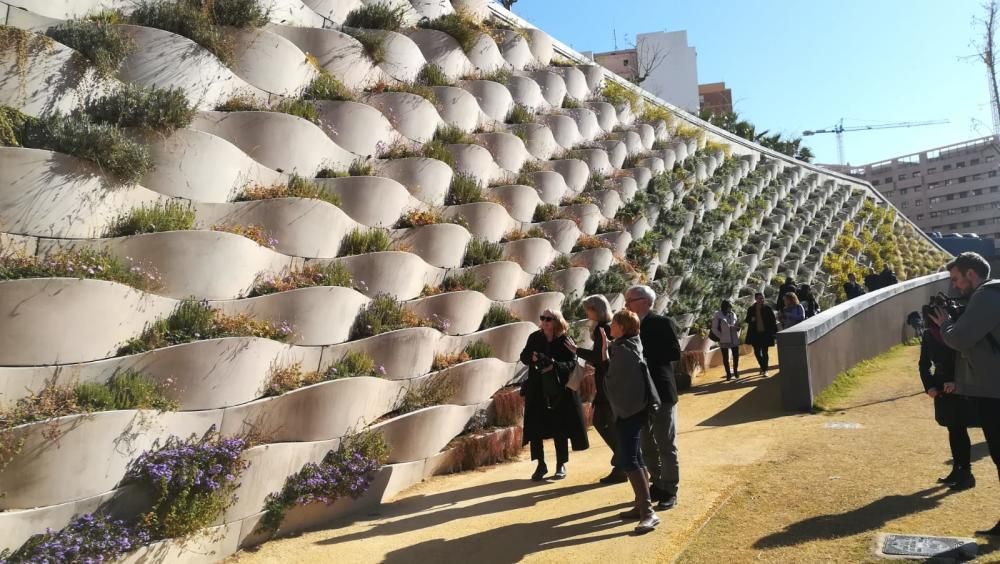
top-left (519, 285), bottom-right (680, 534)
top-left (842, 265), bottom-right (900, 302)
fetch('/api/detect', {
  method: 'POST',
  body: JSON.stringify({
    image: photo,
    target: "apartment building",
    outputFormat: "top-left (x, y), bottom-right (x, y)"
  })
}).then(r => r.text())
top-left (590, 30), bottom-right (700, 112)
top-left (847, 136), bottom-right (1000, 248)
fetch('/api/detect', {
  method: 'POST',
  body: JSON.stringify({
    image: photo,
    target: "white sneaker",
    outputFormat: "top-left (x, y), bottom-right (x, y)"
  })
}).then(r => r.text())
top-left (761, 370), bottom-right (768, 377)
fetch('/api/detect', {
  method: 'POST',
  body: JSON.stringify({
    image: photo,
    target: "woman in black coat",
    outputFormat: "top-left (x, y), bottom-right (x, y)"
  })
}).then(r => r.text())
top-left (520, 308), bottom-right (589, 481)
top-left (565, 295), bottom-right (621, 484)
top-left (919, 305), bottom-right (977, 490)
top-left (745, 292), bottom-right (778, 377)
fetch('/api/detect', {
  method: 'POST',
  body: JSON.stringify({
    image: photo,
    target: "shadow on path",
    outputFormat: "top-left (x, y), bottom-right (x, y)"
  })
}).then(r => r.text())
top-left (316, 480), bottom-right (609, 546)
top-left (379, 503), bottom-right (634, 564)
top-left (694, 372), bottom-right (787, 427)
top-left (753, 486), bottom-right (952, 549)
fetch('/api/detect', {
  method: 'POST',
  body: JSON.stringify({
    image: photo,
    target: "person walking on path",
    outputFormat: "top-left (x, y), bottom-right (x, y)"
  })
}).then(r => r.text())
top-left (864, 267), bottom-right (882, 293)
top-left (519, 309), bottom-right (589, 481)
top-left (796, 284), bottom-right (821, 319)
top-left (776, 276), bottom-right (797, 311)
top-left (779, 292), bottom-right (806, 329)
top-left (930, 252), bottom-right (1000, 536)
top-left (843, 272), bottom-right (865, 301)
top-left (712, 300), bottom-right (741, 381)
top-left (564, 295), bottom-right (624, 484)
top-left (919, 303), bottom-right (976, 491)
top-left (599, 309), bottom-right (662, 534)
top-left (624, 285), bottom-right (681, 511)
top-left (745, 292), bottom-right (778, 377)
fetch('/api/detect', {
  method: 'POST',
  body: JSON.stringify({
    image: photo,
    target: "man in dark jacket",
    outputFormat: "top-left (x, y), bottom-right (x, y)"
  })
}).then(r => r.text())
top-left (776, 276), bottom-right (797, 311)
top-left (930, 252), bottom-right (1000, 537)
top-left (843, 272), bottom-right (865, 301)
top-left (864, 268), bottom-right (882, 293)
top-left (745, 292), bottom-right (778, 377)
top-left (625, 285), bottom-right (681, 510)
top-left (879, 265), bottom-right (899, 288)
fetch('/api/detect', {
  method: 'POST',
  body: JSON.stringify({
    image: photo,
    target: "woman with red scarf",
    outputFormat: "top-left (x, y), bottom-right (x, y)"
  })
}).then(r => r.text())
top-left (920, 304), bottom-right (979, 491)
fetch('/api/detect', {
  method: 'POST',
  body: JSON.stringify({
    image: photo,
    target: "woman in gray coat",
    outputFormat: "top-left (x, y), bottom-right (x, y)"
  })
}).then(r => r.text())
top-left (599, 309), bottom-right (662, 534)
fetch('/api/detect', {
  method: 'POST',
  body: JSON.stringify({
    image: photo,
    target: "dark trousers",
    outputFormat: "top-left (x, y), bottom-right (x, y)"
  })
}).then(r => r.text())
top-left (615, 409), bottom-right (647, 472)
top-left (640, 402), bottom-right (679, 496)
top-left (752, 344), bottom-right (769, 371)
top-left (530, 436), bottom-right (568, 466)
top-left (592, 400), bottom-right (618, 468)
top-left (972, 396), bottom-right (1000, 480)
top-left (948, 425), bottom-right (972, 468)
top-left (721, 346), bottom-right (739, 376)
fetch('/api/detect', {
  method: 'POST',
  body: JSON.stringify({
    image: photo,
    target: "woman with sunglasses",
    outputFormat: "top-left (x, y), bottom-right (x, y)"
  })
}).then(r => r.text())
top-left (519, 308), bottom-right (589, 481)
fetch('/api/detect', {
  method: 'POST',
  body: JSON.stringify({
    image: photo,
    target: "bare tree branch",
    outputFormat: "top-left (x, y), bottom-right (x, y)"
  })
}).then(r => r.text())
top-left (974, 1), bottom-right (1000, 154)
top-left (631, 36), bottom-right (669, 85)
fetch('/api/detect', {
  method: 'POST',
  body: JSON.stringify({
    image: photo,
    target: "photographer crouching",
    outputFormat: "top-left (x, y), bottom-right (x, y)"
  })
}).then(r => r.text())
top-left (929, 252), bottom-right (1000, 537)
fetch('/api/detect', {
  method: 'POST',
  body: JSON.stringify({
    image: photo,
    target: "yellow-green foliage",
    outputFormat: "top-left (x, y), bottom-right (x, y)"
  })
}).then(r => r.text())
top-left (704, 140), bottom-right (731, 158)
top-left (599, 80), bottom-right (640, 110)
top-left (640, 104), bottom-right (674, 127)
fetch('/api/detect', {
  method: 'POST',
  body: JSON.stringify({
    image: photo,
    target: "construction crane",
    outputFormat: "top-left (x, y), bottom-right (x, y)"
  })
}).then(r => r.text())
top-left (802, 118), bottom-right (949, 166)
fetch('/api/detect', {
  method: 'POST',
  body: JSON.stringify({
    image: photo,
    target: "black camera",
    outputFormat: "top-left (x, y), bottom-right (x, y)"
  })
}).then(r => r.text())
top-left (929, 292), bottom-right (966, 320)
top-left (532, 353), bottom-right (554, 371)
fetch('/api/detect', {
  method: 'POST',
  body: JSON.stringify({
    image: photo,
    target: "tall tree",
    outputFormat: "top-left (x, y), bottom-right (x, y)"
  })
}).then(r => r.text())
top-left (500, 0), bottom-right (517, 10)
top-left (699, 109), bottom-right (814, 163)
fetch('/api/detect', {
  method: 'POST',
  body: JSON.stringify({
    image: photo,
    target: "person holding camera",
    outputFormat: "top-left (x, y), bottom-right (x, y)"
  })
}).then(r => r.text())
top-left (919, 301), bottom-right (975, 491)
top-left (519, 308), bottom-right (589, 481)
top-left (599, 309), bottom-right (662, 534)
top-left (564, 295), bottom-right (624, 484)
top-left (929, 252), bottom-right (1000, 536)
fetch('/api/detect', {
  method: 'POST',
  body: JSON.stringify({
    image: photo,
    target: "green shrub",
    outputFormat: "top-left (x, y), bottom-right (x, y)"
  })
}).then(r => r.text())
top-left (130, 1), bottom-right (233, 63)
top-left (339, 228), bottom-right (391, 256)
top-left (375, 81), bottom-right (436, 102)
top-left (197, 0), bottom-right (270, 27)
top-left (327, 350), bottom-right (383, 379)
top-left (81, 84), bottom-right (194, 132)
top-left (421, 139), bottom-right (454, 165)
top-left (45, 20), bottom-right (133, 77)
top-left (550, 254), bottom-right (572, 270)
top-left (562, 97), bottom-right (581, 109)
top-left (463, 238), bottom-right (504, 266)
top-left (600, 80), bottom-right (640, 110)
top-left (250, 261), bottom-right (353, 296)
top-left (273, 98), bottom-right (319, 123)
top-left (345, 29), bottom-right (386, 65)
top-left (562, 294), bottom-right (585, 321)
top-left (15, 112), bottom-right (152, 184)
top-left (447, 172), bottom-right (484, 205)
top-left (479, 304), bottom-right (519, 329)
top-left (343, 2), bottom-right (407, 31)
top-left (464, 340), bottom-right (493, 360)
top-left (0, 248), bottom-right (162, 291)
top-left (424, 270), bottom-right (487, 295)
top-left (532, 203), bottom-right (558, 222)
top-left (417, 64), bottom-right (452, 86)
top-left (237, 174), bottom-right (340, 206)
top-left (434, 124), bottom-right (474, 144)
top-left (348, 158), bottom-right (374, 176)
top-left (395, 375), bottom-right (456, 414)
top-left (530, 270), bottom-right (557, 293)
top-left (0, 106), bottom-right (28, 147)
top-left (550, 56), bottom-right (575, 67)
top-left (74, 369), bottom-right (178, 412)
top-left (506, 104), bottom-right (534, 124)
top-left (419, 13), bottom-right (481, 53)
top-left (302, 71), bottom-right (355, 101)
top-left (118, 300), bottom-right (292, 355)
top-left (584, 264), bottom-right (633, 295)
top-left (351, 294), bottom-right (440, 339)
top-left (106, 201), bottom-right (195, 237)
top-left (214, 94), bottom-right (265, 111)
top-left (473, 67), bottom-right (512, 84)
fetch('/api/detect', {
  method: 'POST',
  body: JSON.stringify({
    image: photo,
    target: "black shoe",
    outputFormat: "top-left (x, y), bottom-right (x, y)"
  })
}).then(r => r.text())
top-left (553, 464), bottom-right (567, 479)
top-left (949, 473), bottom-right (976, 492)
top-left (975, 520), bottom-right (1000, 536)
top-left (655, 495), bottom-right (677, 511)
top-left (649, 483), bottom-right (664, 502)
top-left (938, 466), bottom-right (962, 484)
top-left (599, 469), bottom-right (628, 484)
top-left (531, 463), bottom-right (548, 481)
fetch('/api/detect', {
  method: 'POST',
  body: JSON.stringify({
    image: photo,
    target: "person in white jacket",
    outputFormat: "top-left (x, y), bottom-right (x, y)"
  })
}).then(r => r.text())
top-left (712, 300), bottom-right (741, 381)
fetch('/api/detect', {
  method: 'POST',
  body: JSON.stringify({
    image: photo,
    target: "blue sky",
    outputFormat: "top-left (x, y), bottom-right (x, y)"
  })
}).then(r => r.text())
top-left (512, 0), bottom-right (995, 166)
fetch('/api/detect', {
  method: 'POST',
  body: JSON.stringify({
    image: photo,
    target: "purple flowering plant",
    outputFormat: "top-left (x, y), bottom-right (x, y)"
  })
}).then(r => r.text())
top-left (258, 430), bottom-right (388, 533)
top-left (126, 427), bottom-right (250, 538)
top-left (0, 512), bottom-right (150, 564)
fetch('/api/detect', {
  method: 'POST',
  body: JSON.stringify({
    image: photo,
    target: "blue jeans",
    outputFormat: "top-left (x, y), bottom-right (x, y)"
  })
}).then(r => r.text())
top-left (615, 409), bottom-right (647, 472)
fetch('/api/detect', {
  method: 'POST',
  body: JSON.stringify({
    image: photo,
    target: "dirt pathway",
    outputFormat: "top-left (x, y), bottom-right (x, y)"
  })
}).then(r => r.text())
top-left (233, 345), bottom-right (999, 563)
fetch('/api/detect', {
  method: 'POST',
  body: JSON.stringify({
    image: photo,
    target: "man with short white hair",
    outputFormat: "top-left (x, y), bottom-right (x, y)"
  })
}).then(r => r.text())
top-left (625, 284), bottom-right (682, 510)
